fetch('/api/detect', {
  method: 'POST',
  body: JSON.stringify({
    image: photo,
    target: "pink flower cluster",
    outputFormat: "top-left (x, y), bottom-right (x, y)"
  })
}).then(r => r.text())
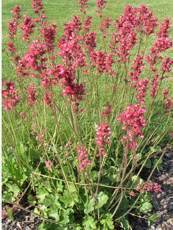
top-left (90, 51), bottom-right (113, 74)
top-left (112, 5), bottom-right (157, 62)
top-left (79, 0), bottom-right (89, 13)
top-left (2, 82), bottom-right (20, 111)
top-left (77, 146), bottom-right (91, 172)
top-left (129, 56), bottom-right (148, 105)
top-left (27, 84), bottom-right (37, 106)
top-left (130, 55), bottom-right (144, 82)
top-left (44, 91), bottom-right (53, 106)
top-left (41, 24), bottom-right (57, 51)
top-left (147, 19), bottom-right (172, 71)
top-left (100, 17), bottom-right (111, 38)
top-left (11, 5), bottom-right (21, 19)
top-left (151, 75), bottom-right (159, 98)
top-left (101, 104), bottom-right (112, 118)
top-left (59, 38), bottom-right (86, 69)
top-left (135, 79), bottom-right (149, 105)
top-left (32, 0), bottom-right (44, 14)
top-left (162, 57), bottom-right (173, 73)
top-left (163, 89), bottom-right (173, 112)
top-left (21, 16), bottom-right (35, 40)
top-left (84, 32), bottom-right (97, 51)
top-left (45, 160), bottom-right (53, 171)
top-left (113, 6), bottom-right (137, 62)
top-left (136, 182), bottom-right (162, 193)
top-left (7, 42), bottom-right (16, 54)
top-left (58, 17), bottom-right (86, 70)
top-left (96, 123), bottom-right (111, 156)
top-left (8, 19), bottom-right (18, 39)
top-left (96, 0), bottom-right (106, 10)
top-left (64, 16), bottom-right (81, 39)
top-left (51, 65), bottom-right (85, 108)
top-left (83, 16), bottom-right (92, 32)
top-left (137, 5), bottom-right (157, 35)
top-left (8, 5), bottom-right (21, 39)
top-left (63, 79), bottom-right (85, 103)
top-left (19, 40), bottom-right (47, 72)
top-left (117, 104), bottom-right (146, 150)
top-left (158, 19), bottom-right (171, 37)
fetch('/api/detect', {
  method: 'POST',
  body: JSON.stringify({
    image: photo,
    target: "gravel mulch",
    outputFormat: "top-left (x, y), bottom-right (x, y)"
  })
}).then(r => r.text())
top-left (150, 147), bottom-right (173, 230)
top-left (2, 207), bottom-right (41, 230)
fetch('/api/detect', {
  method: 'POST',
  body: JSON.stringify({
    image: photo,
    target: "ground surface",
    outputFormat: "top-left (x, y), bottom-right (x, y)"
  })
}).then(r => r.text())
top-left (150, 147), bottom-right (173, 230)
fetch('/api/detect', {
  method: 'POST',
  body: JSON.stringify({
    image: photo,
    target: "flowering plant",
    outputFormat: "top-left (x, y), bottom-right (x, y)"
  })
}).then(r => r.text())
top-left (3, 0), bottom-right (173, 228)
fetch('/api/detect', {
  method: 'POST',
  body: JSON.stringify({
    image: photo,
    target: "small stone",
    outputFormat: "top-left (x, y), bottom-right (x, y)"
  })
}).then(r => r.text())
top-left (157, 193), bottom-right (161, 199)
top-left (25, 215), bottom-right (30, 222)
top-left (166, 177), bottom-right (173, 185)
top-left (160, 174), bottom-right (168, 181)
top-left (165, 152), bottom-right (173, 159)
top-left (156, 226), bottom-right (162, 230)
top-left (168, 202), bottom-right (173, 212)
top-left (163, 204), bottom-right (168, 209)
top-left (167, 218), bottom-right (173, 225)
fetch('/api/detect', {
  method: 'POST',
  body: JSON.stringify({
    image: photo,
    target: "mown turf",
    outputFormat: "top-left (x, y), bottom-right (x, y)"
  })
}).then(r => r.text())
top-left (3, 0), bottom-right (173, 36)
top-left (2, 0), bottom-right (173, 82)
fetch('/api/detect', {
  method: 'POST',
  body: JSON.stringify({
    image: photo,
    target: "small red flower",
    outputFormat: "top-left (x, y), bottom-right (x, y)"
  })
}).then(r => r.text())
top-left (151, 75), bottom-right (159, 98)
top-left (21, 16), bottom-right (35, 40)
top-left (32, 0), bottom-right (44, 14)
top-left (2, 81), bottom-right (20, 111)
top-left (162, 57), bottom-right (173, 73)
top-left (27, 84), bottom-right (37, 106)
top-left (117, 104), bottom-right (146, 150)
top-left (96, 123), bottom-right (111, 156)
top-left (8, 19), bottom-right (18, 39)
top-left (136, 182), bottom-right (162, 193)
top-left (11, 5), bottom-right (21, 19)
top-left (77, 145), bottom-right (91, 172)
top-left (45, 160), bottom-right (53, 171)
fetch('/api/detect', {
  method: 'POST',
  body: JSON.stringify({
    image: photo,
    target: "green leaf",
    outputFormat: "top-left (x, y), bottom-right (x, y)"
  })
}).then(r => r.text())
top-left (59, 208), bottom-right (72, 225)
top-left (100, 214), bottom-right (114, 230)
top-left (37, 188), bottom-right (49, 203)
top-left (49, 210), bottom-right (59, 221)
top-left (38, 222), bottom-right (46, 230)
top-left (84, 198), bottom-right (95, 214)
top-left (148, 213), bottom-right (160, 225)
top-left (149, 146), bottom-right (161, 154)
top-left (38, 222), bottom-right (59, 230)
top-left (140, 201), bottom-right (152, 214)
top-left (3, 191), bottom-right (14, 203)
top-left (55, 181), bottom-right (63, 192)
top-left (120, 217), bottom-right (132, 230)
top-left (95, 192), bottom-right (108, 209)
top-left (154, 158), bottom-right (163, 170)
top-left (131, 175), bottom-right (143, 187)
top-left (83, 216), bottom-right (97, 230)
top-left (68, 183), bottom-right (77, 193)
top-left (75, 226), bottom-right (82, 230)
top-left (145, 159), bottom-right (152, 169)
top-left (6, 207), bottom-right (14, 221)
top-left (61, 184), bottom-right (78, 208)
top-left (61, 190), bottom-right (75, 207)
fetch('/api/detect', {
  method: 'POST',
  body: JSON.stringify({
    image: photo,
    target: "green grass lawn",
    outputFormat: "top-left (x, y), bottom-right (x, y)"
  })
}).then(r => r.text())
top-left (2, 0), bottom-right (173, 87)
top-left (3, 0), bottom-right (173, 36)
